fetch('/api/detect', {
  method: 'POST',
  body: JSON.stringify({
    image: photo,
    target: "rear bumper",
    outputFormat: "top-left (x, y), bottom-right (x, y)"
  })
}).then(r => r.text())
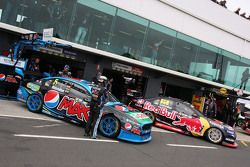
top-left (117, 129), bottom-right (152, 143)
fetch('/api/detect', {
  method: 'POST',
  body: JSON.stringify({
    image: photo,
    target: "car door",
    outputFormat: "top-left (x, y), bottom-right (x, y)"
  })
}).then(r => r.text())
top-left (156, 98), bottom-right (175, 125)
top-left (172, 102), bottom-right (203, 135)
top-left (55, 79), bottom-right (91, 124)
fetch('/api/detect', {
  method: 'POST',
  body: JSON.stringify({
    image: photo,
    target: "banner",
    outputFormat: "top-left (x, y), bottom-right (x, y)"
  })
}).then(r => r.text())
top-left (192, 95), bottom-right (205, 112)
top-left (43, 28), bottom-right (53, 41)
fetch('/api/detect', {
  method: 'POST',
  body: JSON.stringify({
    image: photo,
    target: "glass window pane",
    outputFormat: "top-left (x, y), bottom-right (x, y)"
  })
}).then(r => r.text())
top-left (0, 0), bottom-right (24, 26)
top-left (200, 42), bottom-right (219, 53)
top-left (21, 0), bottom-right (75, 39)
top-left (177, 32), bottom-right (200, 46)
top-left (234, 58), bottom-right (250, 91)
top-left (109, 9), bottom-right (149, 59)
top-left (142, 22), bottom-right (176, 67)
top-left (191, 47), bottom-right (219, 81)
top-left (172, 38), bottom-right (198, 74)
top-left (69, 0), bottom-right (115, 50)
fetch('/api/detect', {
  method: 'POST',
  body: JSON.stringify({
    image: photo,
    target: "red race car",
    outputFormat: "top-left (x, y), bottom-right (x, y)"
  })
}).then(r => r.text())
top-left (129, 97), bottom-right (238, 148)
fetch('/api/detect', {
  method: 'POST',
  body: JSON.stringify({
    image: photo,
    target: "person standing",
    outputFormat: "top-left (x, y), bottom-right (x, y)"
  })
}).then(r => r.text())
top-left (85, 76), bottom-right (108, 139)
top-left (240, 68), bottom-right (250, 90)
top-left (106, 78), bottom-right (113, 92)
top-left (58, 65), bottom-right (71, 78)
top-left (151, 40), bottom-right (163, 65)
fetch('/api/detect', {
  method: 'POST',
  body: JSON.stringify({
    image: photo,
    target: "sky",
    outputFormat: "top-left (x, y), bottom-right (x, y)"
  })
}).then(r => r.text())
top-left (226, 0), bottom-right (250, 15)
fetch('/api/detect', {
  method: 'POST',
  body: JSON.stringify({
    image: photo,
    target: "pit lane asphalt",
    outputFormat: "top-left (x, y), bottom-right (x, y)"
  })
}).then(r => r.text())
top-left (0, 100), bottom-right (250, 167)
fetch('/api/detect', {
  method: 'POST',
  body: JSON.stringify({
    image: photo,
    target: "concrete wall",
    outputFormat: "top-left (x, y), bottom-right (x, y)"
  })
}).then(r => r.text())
top-left (102, 0), bottom-right (250, 59)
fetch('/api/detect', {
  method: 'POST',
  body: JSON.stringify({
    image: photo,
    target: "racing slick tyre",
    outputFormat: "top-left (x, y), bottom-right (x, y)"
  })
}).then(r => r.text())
top-left (205, 128), bottom-right (223, 144)
top-left (99, 115), bottom-right (120, 138)
top-left (26, 93), bottom-right (43, 113)
top-left (143, 110), bottom-right (156, 123)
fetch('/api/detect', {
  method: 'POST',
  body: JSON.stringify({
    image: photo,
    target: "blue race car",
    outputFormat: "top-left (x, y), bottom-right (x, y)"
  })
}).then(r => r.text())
top-left (17, 77), bottom-right (153, 143)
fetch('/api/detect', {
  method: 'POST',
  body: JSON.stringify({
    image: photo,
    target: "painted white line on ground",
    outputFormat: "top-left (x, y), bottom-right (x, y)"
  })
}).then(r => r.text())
top-left (14, 134), bottom-right (119, 143)
top-left (33, 124), bottom-right (62, 128)
top-left (151, 127), bottom-right (175, 134)
top-left (166, 144), bottom-right (218, 149)
top-left (0, 114), bottom-right (61, 122)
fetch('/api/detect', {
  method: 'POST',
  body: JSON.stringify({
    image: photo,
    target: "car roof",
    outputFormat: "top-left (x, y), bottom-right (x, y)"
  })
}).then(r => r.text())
top-left (42, 77), bottom-right (92, 93)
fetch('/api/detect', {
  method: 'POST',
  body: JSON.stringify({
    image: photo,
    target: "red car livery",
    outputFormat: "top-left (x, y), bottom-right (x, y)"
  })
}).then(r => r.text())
top-left (129, 97), bottom-right (238, 148)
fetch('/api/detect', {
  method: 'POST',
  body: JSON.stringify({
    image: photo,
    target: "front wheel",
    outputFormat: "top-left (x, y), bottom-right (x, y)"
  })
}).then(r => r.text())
top-left (205, 128), bottom-right (223, 144)
top-left (26, 93), bottom-right (43, 113)
top-left (143, 110), bottom-right (155, 123)
top-left (99, 115), bottom-right (120, 138)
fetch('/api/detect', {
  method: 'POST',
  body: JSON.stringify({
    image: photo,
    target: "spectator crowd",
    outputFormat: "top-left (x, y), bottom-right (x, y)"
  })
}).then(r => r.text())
top-left (211, 0), bottom-right (250, 20)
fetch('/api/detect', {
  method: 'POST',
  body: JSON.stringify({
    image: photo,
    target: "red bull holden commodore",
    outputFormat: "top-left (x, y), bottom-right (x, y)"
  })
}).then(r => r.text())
top-left (129, 97), bottom-right (237, 148)
top-left (17, 77), bottom-right (153, 143)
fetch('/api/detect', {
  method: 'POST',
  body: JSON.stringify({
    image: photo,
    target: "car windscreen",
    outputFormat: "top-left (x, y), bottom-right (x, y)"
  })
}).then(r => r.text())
top-left (108, 92), bottom-right (119, 102)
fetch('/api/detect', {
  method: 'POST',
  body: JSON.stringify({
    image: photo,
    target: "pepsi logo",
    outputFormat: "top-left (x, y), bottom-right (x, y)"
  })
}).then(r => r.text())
top-left (0, 74), bottom-right (6, 81)
top-left (44, 90), bottom-right (60, 109)
top-left (124, 123), bottom-right (132, 130)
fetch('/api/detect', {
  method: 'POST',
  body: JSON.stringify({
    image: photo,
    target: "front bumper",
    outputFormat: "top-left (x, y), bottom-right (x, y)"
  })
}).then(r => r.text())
top-left (117, 129), bottom-right (152, 143)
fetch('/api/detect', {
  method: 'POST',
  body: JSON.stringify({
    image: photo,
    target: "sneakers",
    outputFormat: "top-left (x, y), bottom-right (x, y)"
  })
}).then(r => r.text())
top-left (91, 136), bottom-right (97, 139)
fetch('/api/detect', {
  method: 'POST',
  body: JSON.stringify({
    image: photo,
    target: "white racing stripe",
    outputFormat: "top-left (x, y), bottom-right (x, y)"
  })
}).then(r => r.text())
top-left (0, 114), bottom-right (61, 122)
top-left (151, 127), bottom-right (175, 134)
top-left (33, 124), bottom-right (62, 128)
top-left (166, 144), bottom-right (218, 149)
top-left (14, 134), bottom-right (119, 143)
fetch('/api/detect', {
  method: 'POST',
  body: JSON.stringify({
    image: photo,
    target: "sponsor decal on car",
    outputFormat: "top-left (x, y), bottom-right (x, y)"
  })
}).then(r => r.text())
top-left (57, 96), bottom-right (90, 122)
top-left (129, 113), bottom-right (148, 119)
top-left (0, 74), bottom-right (6, 81)
top-left (173, 116), bottom-right (204, 135)
top-left (44, 90), bottom-right (60, 109)
top-left (131, 128), bottom-right (141, 135)
top-left (124, 123), bottom-right (132, 130)
top-left (27, 83), bottom-right (40, 92)
top-left (5, 75), bottom-right (18, 83)
top-left (143, 101), bottom-right (177, 120)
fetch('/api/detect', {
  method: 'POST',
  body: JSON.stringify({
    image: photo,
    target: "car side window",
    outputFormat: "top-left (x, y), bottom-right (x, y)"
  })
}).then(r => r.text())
top-left (148, 98), bottom-right (160, 105)
top-left (159, 98), bottom-right (173, 109)
top-left (44, 79), bottom-right (55, 89)
top-left (176, 102), bottom-right (195, 116)
top-left (51, 79), bottom-right (71, 94)
top-left (68, 83), bottom-right (91, 103)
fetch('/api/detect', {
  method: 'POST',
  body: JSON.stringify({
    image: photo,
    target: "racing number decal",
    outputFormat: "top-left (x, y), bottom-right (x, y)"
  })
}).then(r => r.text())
top-left (160, 99), bottom-right (170, 106)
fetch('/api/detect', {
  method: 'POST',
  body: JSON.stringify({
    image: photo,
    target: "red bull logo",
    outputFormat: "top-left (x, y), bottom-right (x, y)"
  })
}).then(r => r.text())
top-left (172, 116), bottom-right (203, 135)
top-left (143, 101), bottom-right (177, 120)
top-left (57, 96), bottom-right (90, 122)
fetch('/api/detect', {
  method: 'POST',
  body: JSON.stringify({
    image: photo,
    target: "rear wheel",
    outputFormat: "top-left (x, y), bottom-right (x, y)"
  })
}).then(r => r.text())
top-left (26, 94), bottom-right (43, 113)
top-left (143, 110), bottom-right (155, 122)
top-left (99, 115), bottom-right (120, 138)
top-left (206, 128), bottom-right (223, 144)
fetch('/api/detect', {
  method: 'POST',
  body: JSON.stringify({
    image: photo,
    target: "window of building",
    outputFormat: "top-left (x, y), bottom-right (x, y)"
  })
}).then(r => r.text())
top-left (70, 0), bottom-right (116, 50)
top-left (142, 22), bottom-right (176, 67)
top-left (109, 9), bottom-right (149, 60)
top-left (20, 0), bottom-right (75, 39)
top-left (0, 0), bottom-right (24, 26)
top-left (172, 33), bottom-right (199, 74)
top-left (191, 42), bottom-right (220, 81)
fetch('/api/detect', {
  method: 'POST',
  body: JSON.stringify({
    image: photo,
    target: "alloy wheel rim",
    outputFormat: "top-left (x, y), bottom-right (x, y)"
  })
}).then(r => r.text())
top-left (101, 117), bottom-right (117, 135)
top-left (28, 95), bottom-right (41, 111)
top-left (208, 128), bottom-right (222, 143)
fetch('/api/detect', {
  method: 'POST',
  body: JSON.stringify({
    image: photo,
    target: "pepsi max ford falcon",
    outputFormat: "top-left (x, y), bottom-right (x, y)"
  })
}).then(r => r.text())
top-left (17, 77), bottom-right (153, 143)
top-left (129, 97), bottom-right (237, 147)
